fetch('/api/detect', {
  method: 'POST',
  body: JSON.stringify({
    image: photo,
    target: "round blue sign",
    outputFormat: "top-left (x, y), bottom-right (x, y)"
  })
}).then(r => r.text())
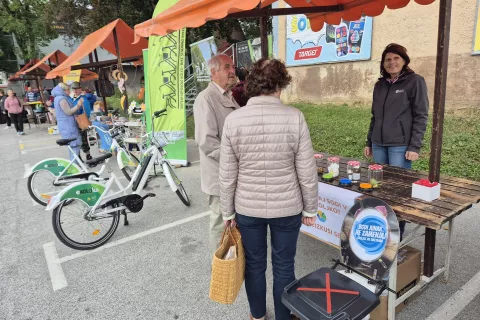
top-left (352, 216), bottom-right (388, 256)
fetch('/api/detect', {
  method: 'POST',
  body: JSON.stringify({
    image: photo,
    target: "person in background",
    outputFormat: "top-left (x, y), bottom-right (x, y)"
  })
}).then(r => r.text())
top-left (193, 54), bottom-right (239, 255)
top-left (220, 58), bottom-right (317, 320)
top-left (92, 101), bottom-right (105, 113)
top-left (43, 88), bottom-right (50, 101)
top-left (84, 89), bottom-right (98, 107)
top-left (364, 43), bottom-right (429, 239)
top-left (0, 89), bottom-right (11, 129)
top-left (52, 83), bottom-right (81, 161)
top-left (137, 76), bottom-right (145, 102)
top-left (231, 67), bottom-right (249, 107)
top-left (70, 81), bottom-right (92, 161)
top-left (26, 87), bottom-right (38, 102)
top-left (4, 89), bottom-right (25, 135)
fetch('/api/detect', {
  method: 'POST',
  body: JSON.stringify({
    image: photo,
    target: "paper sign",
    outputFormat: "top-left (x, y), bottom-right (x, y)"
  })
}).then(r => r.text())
top-left (301, 183), bottom-right (362, 247)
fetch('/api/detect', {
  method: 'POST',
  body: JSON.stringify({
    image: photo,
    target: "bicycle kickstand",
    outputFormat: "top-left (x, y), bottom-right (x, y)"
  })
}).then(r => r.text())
top-left (122, 210), bottom-right (129, 226)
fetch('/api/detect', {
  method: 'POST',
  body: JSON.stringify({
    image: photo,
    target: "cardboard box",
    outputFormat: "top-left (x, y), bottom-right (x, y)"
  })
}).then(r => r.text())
top-left (369, 246), bottom-right (421, 320)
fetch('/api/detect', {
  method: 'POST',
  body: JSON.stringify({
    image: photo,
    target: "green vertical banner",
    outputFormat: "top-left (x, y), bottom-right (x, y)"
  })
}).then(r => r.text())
top-left (146, 0), bottom-right (187, 166)
top-left (142, 49), bottom-right (151, 133)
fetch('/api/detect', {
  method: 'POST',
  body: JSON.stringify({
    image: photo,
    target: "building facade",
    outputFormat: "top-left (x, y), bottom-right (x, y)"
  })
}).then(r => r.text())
top-left (275, 0), bottom-right (480, 109)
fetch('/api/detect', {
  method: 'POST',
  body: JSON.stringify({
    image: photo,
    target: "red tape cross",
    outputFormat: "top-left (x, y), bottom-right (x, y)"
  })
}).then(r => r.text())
top-left (297, 273), bottom-right (360, 314)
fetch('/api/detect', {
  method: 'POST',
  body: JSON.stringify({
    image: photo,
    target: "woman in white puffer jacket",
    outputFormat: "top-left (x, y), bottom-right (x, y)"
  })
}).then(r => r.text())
top-left (219, 58), bottom-right (318, 320)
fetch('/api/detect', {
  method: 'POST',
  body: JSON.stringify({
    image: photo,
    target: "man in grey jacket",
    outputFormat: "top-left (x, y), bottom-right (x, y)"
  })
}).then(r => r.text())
top-left (193, 54), bottom-right (239, 255)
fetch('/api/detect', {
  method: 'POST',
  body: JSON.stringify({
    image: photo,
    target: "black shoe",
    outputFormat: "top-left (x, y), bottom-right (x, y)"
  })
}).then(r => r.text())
top-left (86, 154), bottom-right (92, 161)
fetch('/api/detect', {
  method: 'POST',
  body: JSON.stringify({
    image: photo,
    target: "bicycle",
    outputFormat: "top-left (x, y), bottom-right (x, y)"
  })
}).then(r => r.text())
top-left (26, 138), bottom-right (113, 206)
top-left (46, 109), bottom-right (190, 250)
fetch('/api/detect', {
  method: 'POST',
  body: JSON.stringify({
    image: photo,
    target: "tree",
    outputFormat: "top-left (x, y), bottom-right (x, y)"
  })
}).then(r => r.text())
top-left (42, 0), bottom-right (272, 53)
top-left (0, 0), bottom-right (57, 60)
top-left (0, 33), bottom-right (18, 72)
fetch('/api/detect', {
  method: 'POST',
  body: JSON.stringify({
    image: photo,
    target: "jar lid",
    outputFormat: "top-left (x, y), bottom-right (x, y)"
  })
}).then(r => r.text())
top-left (328, 157), bottom-right (340, 162)
top-left (347, 160), bottom-right (361, 166)
top-left (339, 178), bottom-right (352, 187)
top-left (368, 164), bottom-right (383, 170)
top-left (323, 173), bottom-right (333, 179)
top-left (360, 183), bottom-right (373, 189)
top-left (314, 154), bottom-right (323, 159)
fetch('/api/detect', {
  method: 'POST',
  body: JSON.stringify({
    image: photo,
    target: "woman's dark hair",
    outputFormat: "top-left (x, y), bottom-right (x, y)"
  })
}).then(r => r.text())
top-left (380, 43), bottom-right (413, 77)
top-left (0, 89), bottom-right (4, 95)
top-left (236, 67), bottom-right (248, 82)
top-left (246, 58), bottom-right (292, 97)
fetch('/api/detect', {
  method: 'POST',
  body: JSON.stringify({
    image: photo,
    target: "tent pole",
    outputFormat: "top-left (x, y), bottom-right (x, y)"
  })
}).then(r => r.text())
top-left (47, 58), bottom-right (57, 86)
top-left (424, 0), bottom-right (452, 278)
top-left (260, 16), bottom-right (269, 58)
top-left (113, 27), bottom-right (128, 114)
top-left (93, 48), bottom-right (108, 113)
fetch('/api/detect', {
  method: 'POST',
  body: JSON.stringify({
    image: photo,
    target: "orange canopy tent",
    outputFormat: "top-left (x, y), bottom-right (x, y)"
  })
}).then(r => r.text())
top-left (21, 50), bottom-right (98, 81)
top-left (8, 59), bottom-right (47, 81)
top-left (133, 0), bottom-right (435, 43)
top-left (47, 19), bottom-right (148, 79)
top-left (133, 0), bottom-right (454, 284)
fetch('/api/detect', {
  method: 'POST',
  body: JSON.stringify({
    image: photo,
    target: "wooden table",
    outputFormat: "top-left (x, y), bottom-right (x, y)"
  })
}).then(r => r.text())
top-left (317, 154), bottom-right (480, 319)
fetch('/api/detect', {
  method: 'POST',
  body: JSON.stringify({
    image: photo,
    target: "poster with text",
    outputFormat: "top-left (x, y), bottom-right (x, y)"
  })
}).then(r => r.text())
top-left (286, 7), bottom-right (373, 67)
top-left (235, 36), bottom-right (273, 70)
top-left (301, 183), bottom-right (362, 248)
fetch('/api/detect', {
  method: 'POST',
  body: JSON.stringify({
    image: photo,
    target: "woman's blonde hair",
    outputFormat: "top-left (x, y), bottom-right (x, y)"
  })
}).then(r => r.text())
top-left (58, 82), bottom-right (69, 91)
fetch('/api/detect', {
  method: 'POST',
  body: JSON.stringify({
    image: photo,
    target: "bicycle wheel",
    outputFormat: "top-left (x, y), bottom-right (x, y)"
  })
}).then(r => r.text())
top-left (163, 163), bottom-right (190, 206)
top-left (52, 199), bottom-right (120, 250)
top-left (28, 170), bottom-right (64, 206)
top-left (121, 153), bottom-right (139, 181)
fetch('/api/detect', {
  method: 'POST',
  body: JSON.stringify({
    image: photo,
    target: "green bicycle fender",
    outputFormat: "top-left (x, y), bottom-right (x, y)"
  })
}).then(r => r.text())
top-left (46, 181), bottom-right (106, 210)
top-left (28, 158), bottom-right (81, 178)
top-left (117, 149), bottom-right (139, 169)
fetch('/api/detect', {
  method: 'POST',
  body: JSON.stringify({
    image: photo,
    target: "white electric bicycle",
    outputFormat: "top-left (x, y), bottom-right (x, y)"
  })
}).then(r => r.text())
top-left (46, 109), bottom-right (190, 250)
top-left (26, 125), bottom-right (138, 206)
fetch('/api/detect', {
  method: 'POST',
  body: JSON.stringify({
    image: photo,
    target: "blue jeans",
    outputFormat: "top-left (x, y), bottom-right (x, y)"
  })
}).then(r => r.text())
top-left (372, 144), bottom-right (412, 169)
top-left (236, 213), bottom-right (302, 320)
top-left (372, 143), bottom-right (409, 238)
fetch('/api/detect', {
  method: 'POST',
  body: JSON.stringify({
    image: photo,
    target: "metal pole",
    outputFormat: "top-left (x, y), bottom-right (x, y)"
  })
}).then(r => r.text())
top-left (113, 27), bottom-right (128, 114)
top-left (428, 0), bottom-right (453, 183)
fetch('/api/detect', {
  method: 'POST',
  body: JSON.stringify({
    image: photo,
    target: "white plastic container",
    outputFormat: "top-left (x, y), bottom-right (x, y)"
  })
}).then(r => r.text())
top-left (411, 180), bottom-right (441, 202)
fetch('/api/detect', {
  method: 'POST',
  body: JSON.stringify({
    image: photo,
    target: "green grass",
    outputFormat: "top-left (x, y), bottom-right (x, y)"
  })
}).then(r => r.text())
top-left (186, 103), bottom-right (480, 181)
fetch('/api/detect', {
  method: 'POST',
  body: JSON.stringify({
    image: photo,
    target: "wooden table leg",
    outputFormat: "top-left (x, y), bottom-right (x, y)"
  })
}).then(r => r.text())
top-left (424, 228), bottom-right (437, 277)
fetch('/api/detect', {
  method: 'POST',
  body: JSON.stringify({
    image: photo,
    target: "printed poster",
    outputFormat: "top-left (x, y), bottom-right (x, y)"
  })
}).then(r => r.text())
top-left (301, 183), bottom-right (362, 248)
top-left (235, 35), bottom-right (273, 69)
top-left (190, 36), bottom-right (218, 93)
top-left (285, 5), bottom-right (373, 67)
top-left (147, 0), bottom-right (188, 166)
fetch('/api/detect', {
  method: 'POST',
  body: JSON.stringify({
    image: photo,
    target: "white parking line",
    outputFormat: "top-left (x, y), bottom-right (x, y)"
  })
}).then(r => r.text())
top-left (58, 211), bottom-right (210, 264)
top-left (426, 270), bottom-right (480, 320)
top-left (21, 145), bottom-right (57, 154)
top-left (43, 242), bottom-right (68, 291)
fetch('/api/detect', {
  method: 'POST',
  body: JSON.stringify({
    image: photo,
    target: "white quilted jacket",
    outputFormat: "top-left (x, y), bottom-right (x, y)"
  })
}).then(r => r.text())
top-left (219, 95), bottom-right (318, 220)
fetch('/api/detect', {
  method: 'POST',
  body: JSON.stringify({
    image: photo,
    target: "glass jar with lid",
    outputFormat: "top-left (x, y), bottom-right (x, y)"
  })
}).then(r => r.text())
top-left (347, 161), bottom-right (361, 183)
top-left (327, 157), bottom-right (340, 178)
top-left (368, 164), bottom-right (383, 188)
top-left (314, 154), bottom-right (324, 175)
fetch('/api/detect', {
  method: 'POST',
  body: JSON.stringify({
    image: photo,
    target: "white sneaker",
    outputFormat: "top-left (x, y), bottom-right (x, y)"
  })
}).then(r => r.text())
top-left (4, 126), bottom-right (10, 129)
top-left (19, 131), bottom-right (25, 135)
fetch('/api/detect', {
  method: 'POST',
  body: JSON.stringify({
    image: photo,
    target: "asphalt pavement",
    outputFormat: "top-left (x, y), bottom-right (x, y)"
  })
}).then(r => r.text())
top-left (0, 125), bottom-right (479, 320)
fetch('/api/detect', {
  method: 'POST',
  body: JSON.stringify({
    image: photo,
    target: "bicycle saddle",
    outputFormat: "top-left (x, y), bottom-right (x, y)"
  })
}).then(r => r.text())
top-left (86, 153), bottom-right (112, 166)
top-left (56, 138), bottom-right (77, 146)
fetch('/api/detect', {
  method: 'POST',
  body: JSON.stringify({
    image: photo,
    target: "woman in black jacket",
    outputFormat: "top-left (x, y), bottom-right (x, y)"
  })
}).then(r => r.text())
top-left (364, 43), bottom-right (429, 237)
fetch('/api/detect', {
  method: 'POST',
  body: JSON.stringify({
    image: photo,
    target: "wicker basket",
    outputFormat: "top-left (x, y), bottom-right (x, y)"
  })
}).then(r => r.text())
top-left (209, 227), bottom-right (245, 304)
